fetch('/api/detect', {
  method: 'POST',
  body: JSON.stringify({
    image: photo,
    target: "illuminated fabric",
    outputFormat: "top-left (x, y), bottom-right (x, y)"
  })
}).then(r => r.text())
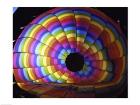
top-left (13, 7), bottom-right (127, 97)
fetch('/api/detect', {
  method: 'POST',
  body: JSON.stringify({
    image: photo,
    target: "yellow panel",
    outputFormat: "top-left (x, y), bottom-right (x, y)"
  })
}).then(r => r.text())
top-left (55, 33), bottom-right (65, 40)
top-left (45, 37), bottom-right (54, 45)
top-left (29, 25), bottom-right (41, 38)
top-left (83, 43), bottom-right (90, 50)
top-left (98, 52), bottom-right (103, 60)
top-left (39, 44), bottom-right (46, 55)
top-left (75, 15), bottom-right (90, 20)
top-left (67, 33), bottom-right (75, 39)
top-left (22, 38), bottom-right (31, 52)
top-left (77, 37), bottom-right (84, 43)
top-left (42, 17), bottom-right (56, 26)
top-left (47, 66), bottom-right (53, 74)
top-left (90, 45), bottom-right (97, 53)
top-left (91, 21), bottom-right (104, 31)
top-left (102, 61), bottom-right (107, 70)
top-left (47, 66), bottom-right (56, 74)
top-left (27, 68), bottom-right (36, 80)
top-left (58, 13), bottom-right (74, 19)
top-left (25, 53), bottom-right (30, 67)
top-left (105, 28), bottom-right (115, 42)
top-left (61, 73), bottom-right (69, 80)
top-left (54, 71), bottom-right (61, 79)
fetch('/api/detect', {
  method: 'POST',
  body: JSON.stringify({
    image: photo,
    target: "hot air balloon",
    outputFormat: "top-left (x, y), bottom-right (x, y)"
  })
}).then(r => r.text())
top-left (13, 7), bottom-right (127, 98)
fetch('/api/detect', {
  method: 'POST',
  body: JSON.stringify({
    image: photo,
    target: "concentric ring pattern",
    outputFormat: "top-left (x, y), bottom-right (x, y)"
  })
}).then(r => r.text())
top-left (13, 7), bottom-right (127, 97)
